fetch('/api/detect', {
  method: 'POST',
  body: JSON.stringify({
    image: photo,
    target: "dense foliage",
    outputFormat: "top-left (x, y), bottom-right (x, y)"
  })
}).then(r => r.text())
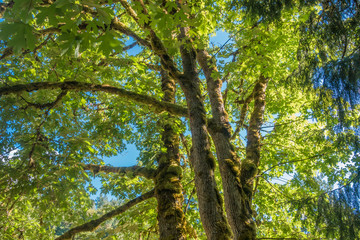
top-left (0, 0), bottom-right (359, 239)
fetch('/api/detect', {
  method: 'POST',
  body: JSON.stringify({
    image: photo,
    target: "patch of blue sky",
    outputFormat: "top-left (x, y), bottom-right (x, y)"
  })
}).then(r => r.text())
top-left (124, 38), bottom-right (144, 56)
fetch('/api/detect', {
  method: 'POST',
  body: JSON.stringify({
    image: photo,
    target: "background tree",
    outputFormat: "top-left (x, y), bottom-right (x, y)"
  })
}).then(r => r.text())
top-left (0, 0), bottom-right (359, 239)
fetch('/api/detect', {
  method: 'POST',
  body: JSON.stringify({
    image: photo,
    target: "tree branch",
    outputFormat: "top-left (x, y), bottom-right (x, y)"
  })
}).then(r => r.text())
top-left (0, 81), bottom-right (188, 117)
top-left (119, 0), bottom-right (182, 79)
top-left (231, 93), bottom-right (254, 140)
top-left (119, 0), bottom-right (140, 23)
top-left (240, 74), bottom-right (269, 195)
top-left (98, 56), bottom-right (161, 71)
top-left (123, 41), bottom-right (139, 51)
top-left (83, 164), bottom-right (156, 179)
top-left (111, 18), bottom-right (151, 48)
top-left (55, 189), bottom-right (155, 240)
top-left (21, 90), bottom-right (67, 110)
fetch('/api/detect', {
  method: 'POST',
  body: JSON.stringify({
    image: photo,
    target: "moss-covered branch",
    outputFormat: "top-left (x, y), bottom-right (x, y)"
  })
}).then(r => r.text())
top-left (83, 164), bottom-right (156, 179)
top-left (55, 189), bottom-right (155, 240)
top-left (0, 81), bottom-right (188, 117)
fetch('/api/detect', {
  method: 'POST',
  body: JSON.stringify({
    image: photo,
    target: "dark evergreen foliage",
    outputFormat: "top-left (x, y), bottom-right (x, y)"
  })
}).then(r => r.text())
top-left (291, 169), bottom-right (360, 239)
top-left (297, 0), bottom-right (360, 108)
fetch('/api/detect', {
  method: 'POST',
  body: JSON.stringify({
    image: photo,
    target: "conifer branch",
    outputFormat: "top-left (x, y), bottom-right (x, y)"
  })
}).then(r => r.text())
top-left (55, 189), bottom-right (155, 240)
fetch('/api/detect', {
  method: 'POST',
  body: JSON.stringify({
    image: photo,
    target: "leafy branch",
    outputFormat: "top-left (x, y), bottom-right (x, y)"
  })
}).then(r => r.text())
top-left (0, 81), bottom-right (188, 117)
top-left (55, 189), bottom-right (155, 240)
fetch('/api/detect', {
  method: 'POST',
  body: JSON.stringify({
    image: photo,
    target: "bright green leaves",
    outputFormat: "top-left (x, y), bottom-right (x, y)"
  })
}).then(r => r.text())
top-left (0, 0), bottom-right (122, 58)
top-left (98, 30), bottom-right (124, 56)
top-left (0, 21), bottom-right (37, 53)
top-left (0, 1), bottom-right (359, 239)
top-left (11, 0), bottom-right (39, 22)
top-left (97, 7), bottom-right (114, 25)
top-left (57, 31), bottom-right (82, 56)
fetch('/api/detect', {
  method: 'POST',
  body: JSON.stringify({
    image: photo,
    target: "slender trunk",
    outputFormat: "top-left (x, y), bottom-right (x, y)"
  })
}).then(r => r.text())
top-left (177, 34), bottom-right (232, 239)
top-left (197, 50), bottom-right (268, 240)
top-left (155, 69), bottom-right (186, 240)
top-left (240, 75), bottom-right (268, 239)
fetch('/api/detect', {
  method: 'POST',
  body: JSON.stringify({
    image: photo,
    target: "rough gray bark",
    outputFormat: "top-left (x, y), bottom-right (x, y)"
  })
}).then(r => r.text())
top-left (135, 4), bottom-right (232, 234)
top-left (239, 75), bottom-right (269, 239)
top-left (197, 49), bottom-right (248, 239)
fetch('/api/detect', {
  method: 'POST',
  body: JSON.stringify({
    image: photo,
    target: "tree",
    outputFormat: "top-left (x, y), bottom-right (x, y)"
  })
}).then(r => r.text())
top-left (0, 0), bottom-right (359, 239)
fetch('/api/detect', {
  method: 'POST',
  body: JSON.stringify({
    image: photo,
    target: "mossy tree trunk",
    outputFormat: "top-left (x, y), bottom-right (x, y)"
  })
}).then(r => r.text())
top-left (197, 50), bottom-right (269, 240)
top-left (155, 69), bottom-right (187, 240)
top-left (177, 29), bottom-right (232, 240)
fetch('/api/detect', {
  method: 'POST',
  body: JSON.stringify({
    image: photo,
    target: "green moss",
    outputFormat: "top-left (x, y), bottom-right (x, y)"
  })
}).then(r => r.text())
top-left (224, 158), bottom-right (240, 175)
top-left (167, 164), bottom-right (183, 177)
top-left (241, 160), bottom-right (258, 179)
top-left (206, 150), bottom-right (216, 169)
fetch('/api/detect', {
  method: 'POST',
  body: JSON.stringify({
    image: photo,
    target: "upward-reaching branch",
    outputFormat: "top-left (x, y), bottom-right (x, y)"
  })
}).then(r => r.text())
top-left (239, 75), bottom-right (269, 238)
top-left (0, 81), bottom-right (188, 117)
top-left (119, 0), bottom-right (182, 79)
top-left (55, 189), bottom-right (155, 240)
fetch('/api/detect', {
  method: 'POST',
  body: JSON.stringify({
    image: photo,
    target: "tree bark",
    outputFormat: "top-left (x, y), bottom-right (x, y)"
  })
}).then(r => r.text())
top-left (155, 69), bottom-right (187, 240)
top-left (197, 49), bottom-right (248, 239)
top-left (112, 1), bottom-right (232, 235)
top-left (197, 50), bottom-right (268, 240)
top-left (177, 37), bottom-right (232, 240)
top-left (0, 81), bottom-right (188, 117)
top-left (82, 164), bottom-right (156, 179)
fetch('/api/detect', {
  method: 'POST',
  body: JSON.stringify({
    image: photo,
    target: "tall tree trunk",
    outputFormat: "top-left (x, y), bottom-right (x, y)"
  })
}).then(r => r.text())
top-left (177, 31), bottom-right (232, 240)
top-left (197, 50), bottom-right (268, 240)
top-left (155, 69), bottom-right (187, 240)
top-left (145, 13), bottom-right (231, 236)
